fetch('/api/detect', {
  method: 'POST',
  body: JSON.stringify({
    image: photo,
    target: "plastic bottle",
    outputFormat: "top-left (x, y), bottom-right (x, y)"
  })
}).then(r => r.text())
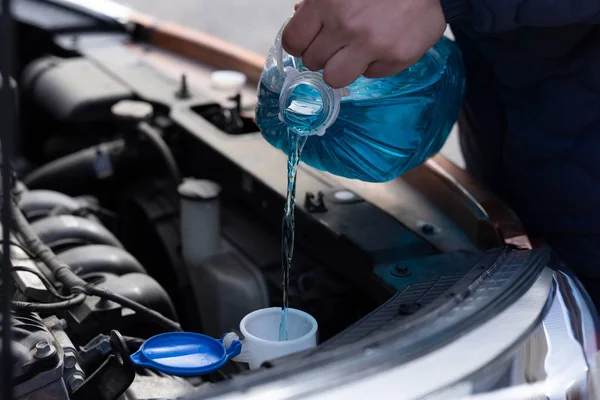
top-left (256, 22), bottom-right (466, 182)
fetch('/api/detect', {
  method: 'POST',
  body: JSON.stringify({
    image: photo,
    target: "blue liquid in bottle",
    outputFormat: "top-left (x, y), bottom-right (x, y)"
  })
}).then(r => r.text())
top-left (256, 36), bottom-right (465, 183)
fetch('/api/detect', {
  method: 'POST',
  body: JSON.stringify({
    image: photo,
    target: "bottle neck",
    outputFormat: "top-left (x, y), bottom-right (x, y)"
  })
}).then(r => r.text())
top-left (278, 68), bottom-right (343, 137)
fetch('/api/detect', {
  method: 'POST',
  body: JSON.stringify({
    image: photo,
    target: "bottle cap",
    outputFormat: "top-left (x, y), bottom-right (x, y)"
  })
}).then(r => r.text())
top-left (210, 70), bottom-right (247, 92)
top-left (130, 332), bottom-right (242, 376)
top-left (177, 178), bottom-right (222, 202)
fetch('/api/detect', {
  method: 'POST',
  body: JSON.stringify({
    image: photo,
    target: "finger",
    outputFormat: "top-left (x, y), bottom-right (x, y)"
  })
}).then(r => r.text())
top-left (363, 60), bottom-right (410, 79)
top-left (282, 5), bottom-right (322, 57)
top-left (301, 30), bottom-right (346, 72)
top-left (323, 46), bottom-right (371, 89)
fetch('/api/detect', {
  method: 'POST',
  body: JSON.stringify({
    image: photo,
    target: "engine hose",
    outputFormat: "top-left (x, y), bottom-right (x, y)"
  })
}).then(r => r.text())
top-left (11, 200), bottom-right (87, 292)
top-left (11, 199), bottom-right (182, 331)
top-left (23, 139), bottom-right (126, 190)
top-left (86, 285), bottom-right (182, 332)
top-left (137, 121), bottom-right (181, 186)
top-left (12, 293), bottom-right (86, 312)
top-left (12, 266), bottom-right (74, 301)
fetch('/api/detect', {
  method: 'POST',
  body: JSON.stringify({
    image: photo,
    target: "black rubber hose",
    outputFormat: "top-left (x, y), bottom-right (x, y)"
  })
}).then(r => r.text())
top-left (12, 293), bottom-right (86, 312)
top-left (11, 200), bottom-right (88, 292)
top-left (0, 239), bottom-right (39, 260)
top-left (23, 140), bottom-right (126, 190)
top-left (11, 200), bottom-right (182, 331)
top-left (137, 121), bottom-right (181, 186)
top-left (86, 285), bottom-right (182, 332)
top-left (12, 266), bottom-right (74, 301)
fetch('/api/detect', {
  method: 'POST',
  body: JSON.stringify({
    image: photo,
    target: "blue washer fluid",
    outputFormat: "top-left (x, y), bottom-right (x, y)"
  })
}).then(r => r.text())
top-left (256, 23), bottom-right (466, 182)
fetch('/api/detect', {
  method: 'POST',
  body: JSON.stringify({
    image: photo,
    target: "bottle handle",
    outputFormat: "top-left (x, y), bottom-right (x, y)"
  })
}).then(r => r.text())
top-left (275, 18), bottom-right (291, 75)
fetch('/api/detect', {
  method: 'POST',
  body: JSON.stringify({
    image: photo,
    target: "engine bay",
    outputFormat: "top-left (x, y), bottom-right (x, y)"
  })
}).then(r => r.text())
top-left (0, 1), bottom-right (534, 399)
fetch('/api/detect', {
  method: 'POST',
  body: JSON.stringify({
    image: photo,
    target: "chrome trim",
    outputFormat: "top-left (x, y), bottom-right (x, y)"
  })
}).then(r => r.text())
top-left (558, 272), bottom-right (600, 361)
top-left (305, 268), bottom-right (600, 400)
top-left (449, 271), bottom-right (599, 400)
top-left (541, 275), bottom-right (589, 399)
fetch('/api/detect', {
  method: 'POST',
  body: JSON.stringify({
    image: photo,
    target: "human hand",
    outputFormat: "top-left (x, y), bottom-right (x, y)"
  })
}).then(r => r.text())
top-left (283, 0), bottom-right (447, 88)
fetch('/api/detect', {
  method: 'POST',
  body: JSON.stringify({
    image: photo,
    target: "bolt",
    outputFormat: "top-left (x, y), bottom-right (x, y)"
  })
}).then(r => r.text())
top-left (421, 223), bottom-right (435, 235)
top-left (228, 93), bottom-right (242, 114)
top-left (391, 265), bottom-right (411, 278)
top-left (175, 73), bottom-right (190, 99)
top-left (398, 303), bottom-right (421, 315)
top-left (304, 191), bottom-right (327, 213)
top-left (36, 340), bottom-right (49, 352)
top-left (34, 340), bottom-right (56, 359)
top-left (67, 372), bottom-right (85, 391)
top-left (64, 349), bottom-right (77, 369)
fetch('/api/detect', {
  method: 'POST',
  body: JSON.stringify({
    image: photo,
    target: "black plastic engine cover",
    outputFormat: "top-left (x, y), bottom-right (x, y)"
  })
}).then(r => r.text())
top-left (21, 56), bottom-right (133, 122)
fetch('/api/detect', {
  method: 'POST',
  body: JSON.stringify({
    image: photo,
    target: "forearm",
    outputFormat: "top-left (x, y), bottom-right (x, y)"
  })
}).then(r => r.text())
top-left (441, 0), bottom-right (600, 32)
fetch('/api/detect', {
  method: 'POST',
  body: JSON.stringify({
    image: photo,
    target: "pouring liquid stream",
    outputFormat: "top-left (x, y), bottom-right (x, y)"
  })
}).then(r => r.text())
top-left (276, 80), bottom-right (324, 341)
top-left (279, 128), bottom-right (307, 341)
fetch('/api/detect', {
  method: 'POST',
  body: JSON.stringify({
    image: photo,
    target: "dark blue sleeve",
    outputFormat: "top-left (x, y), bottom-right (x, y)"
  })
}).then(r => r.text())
top-left (442, 0), bottom-right (600, 32)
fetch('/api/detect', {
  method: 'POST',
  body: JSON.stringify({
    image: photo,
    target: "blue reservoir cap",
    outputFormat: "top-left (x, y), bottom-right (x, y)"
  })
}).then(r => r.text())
top-left (130, 332), bottom-right (242, 376)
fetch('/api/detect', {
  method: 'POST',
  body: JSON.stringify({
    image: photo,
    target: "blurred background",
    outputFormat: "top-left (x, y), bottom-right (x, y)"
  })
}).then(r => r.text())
top-left (115, 0), bottom-right (298, 55)
top-left (113, 0), bottom-right (464, 167)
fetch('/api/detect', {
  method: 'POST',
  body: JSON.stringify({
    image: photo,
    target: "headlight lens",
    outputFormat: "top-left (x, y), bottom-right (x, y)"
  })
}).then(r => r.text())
top-left (423, 270), bottom-right (600, 400)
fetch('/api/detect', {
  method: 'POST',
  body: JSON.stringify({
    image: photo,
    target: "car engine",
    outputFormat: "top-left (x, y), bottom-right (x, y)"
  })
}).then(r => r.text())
top-left (7, 133), bottom-right (385, 399)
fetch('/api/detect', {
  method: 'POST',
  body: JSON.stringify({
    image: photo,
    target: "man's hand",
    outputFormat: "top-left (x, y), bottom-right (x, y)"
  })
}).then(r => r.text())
top-left (283, 0), bottom-right (447, 88)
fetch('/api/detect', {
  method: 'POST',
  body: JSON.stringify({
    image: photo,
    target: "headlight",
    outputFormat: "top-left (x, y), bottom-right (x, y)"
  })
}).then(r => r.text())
top-left (424, 270), bottom-right (600, 400)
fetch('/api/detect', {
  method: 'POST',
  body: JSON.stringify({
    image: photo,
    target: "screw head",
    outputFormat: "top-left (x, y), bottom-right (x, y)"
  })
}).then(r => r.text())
top-left (67, 373), bottom-right (85, 391)
top-left (421, 223), bottom-right (435, 235)
top-left (398, 303), bottom-right (421, 315)
top-left (63, 349), bottom-right (77, 369)
top-left (34, 340), bottom-right (56, 359)
top-left (391, 265), bottom-right (411, 278)
top-left (35, 340), bottom-right (49, 351)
